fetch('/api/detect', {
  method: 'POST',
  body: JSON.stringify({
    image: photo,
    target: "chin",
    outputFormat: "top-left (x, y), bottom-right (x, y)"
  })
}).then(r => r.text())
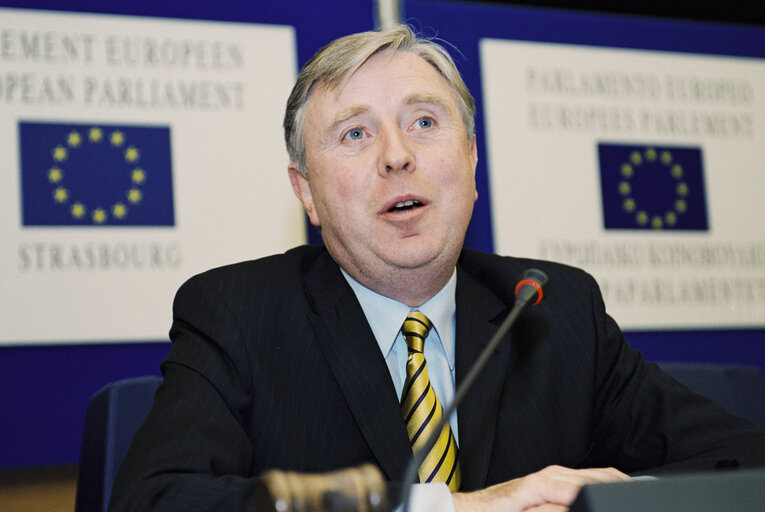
top-left (381, 243), bottom-right (449, 271)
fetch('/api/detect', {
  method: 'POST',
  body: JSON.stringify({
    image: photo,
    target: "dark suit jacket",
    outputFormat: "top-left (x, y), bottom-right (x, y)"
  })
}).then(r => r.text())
top-left (110, 245), bottom-right (765, 511)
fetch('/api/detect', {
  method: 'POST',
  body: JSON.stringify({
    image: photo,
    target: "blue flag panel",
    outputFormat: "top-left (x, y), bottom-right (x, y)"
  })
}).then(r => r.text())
top-left (19, 121), bottom-right (174, 227)
top-left (598, 143), bottom-right (709, 231)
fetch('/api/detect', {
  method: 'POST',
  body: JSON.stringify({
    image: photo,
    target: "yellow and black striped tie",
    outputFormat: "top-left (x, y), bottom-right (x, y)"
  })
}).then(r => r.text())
top-left (400, 311), bottom-right (461, 491)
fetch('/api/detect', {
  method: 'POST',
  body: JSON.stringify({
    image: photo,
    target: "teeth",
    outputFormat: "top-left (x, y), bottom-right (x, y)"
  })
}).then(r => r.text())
top-left (389, 199), bottom-right (422, 212)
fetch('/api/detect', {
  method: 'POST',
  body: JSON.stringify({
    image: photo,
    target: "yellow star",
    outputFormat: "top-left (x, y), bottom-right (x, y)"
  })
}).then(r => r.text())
top-left (89, 127), bottom-right (103, 143)
top-left (661, 151), bottom-right (673, 165)
top-left (618, 181), bottom-right (631, 195)
top-left (53, 145), bottom-right (67, 162)
top-left (127, 188), bottom-right (142, 204)
top-left (131, 168), bottom-right (146, 184)
top-left (676, 183), bottom-right (689, 197)
top-left (71, 202), bottom-right (86, 219)
top-left (112, 203), bottom-right (128, 219)
top-left (67, 131), bottom-right (82, 147)
top-left (636, 211), bottom-right (648, 226)
top-left (651, 215), bottom-right (663, 229)
top-left (620, 164), bottom-right (633, 178)
top-left (92, 208), bottom-right (107, 224)
top-left (630, 151), bottom-right (642, 166)
top-left (623, 198), bottom-right (636, 213)
top-left (124, 146), bottom-right (140, 163)
top-left (53, 187), bottom-right (69, 203)
top-left (665, 212), bottom-right (678, 226)
top-left (645, 148), bottom-right (657, 161)
top-left (671, 165), bottom-right (684, 179)
top-left (110, 130), bottom-right (125, 146)
top-left (48, 167), bottom-right (63, 183)
top-left (675, 199), bottom-right (687, 213)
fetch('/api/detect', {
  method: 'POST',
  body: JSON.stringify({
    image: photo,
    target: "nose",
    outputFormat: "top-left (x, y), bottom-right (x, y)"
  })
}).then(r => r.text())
top-left (377, 125), bottom-right (415, 177)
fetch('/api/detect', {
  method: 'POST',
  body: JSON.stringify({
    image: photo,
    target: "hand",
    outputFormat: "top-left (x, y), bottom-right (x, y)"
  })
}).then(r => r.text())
top-left (452, 465), bottom-right (631, 512)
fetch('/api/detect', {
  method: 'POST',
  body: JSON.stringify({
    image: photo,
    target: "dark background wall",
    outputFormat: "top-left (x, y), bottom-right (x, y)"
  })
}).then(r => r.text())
top-left (475, 0), bottom-right (765, 26)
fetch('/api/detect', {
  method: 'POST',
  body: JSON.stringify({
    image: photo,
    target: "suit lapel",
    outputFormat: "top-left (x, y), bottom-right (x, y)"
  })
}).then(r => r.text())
top-left (455, 264), bottom-right (514, 491)
top-left (302, 251), bottom-right (413, 481)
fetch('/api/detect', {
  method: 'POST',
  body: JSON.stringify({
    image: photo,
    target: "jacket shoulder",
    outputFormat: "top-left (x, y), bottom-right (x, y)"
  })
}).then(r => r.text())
top-left (459, 248), bottom-right (599, 302)
top-left (187, 244), bottom-right (323, 281)
top-left (174, 245), bottom-right (326, 307)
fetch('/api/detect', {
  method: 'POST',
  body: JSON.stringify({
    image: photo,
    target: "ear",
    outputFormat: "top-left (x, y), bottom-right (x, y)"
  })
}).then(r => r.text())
top-left (470, 134), bottom-right (479, 202)
top-left (288, 163), bottom-right (321, 227)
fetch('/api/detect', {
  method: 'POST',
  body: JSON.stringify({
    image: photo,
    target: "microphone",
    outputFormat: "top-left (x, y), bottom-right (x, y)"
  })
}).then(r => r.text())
top-left (399, 268), bottom-right (549, 512)
top-left (514, 268), bottom-right (548, 306)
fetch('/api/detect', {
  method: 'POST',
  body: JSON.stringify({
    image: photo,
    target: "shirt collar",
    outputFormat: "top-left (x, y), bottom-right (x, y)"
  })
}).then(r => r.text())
top-left (341, 268), bottom-right (457, 370)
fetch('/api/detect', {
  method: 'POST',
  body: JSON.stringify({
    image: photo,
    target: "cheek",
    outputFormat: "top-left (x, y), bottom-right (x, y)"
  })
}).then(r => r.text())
top-left (444, 167), bottom-right (478, 216)
top-left (436, 159), bottom-right (476, 195)
top-left (335, 174), bottom-right (360, 197)
top-left (314, 172), bottom-right (367, 221)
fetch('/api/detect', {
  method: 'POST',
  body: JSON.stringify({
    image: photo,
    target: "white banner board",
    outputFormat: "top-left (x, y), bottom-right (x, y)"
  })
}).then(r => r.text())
top-left (1, 9), bottom-right (305, 343)
top-left (481, 38), bottom-right (765, 329)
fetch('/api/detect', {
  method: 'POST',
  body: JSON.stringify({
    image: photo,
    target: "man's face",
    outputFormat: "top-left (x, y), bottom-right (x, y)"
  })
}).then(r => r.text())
top-left (289, 51), bottom-right (478, 298)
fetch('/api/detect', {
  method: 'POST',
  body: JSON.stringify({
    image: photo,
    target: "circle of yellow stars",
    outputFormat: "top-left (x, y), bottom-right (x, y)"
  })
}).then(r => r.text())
top-left (618, 147), bottom-right (689, 230)
top-left (48, 126), bottom-right (146, 224)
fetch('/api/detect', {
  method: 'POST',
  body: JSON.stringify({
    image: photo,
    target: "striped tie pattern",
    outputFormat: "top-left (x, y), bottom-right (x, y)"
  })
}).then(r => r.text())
top-left (400, 311), bottom-right (461, 491)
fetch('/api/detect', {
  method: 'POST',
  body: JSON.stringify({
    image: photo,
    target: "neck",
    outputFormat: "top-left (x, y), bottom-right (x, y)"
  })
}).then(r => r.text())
top-left (341, 254), bottom-right (458, 308)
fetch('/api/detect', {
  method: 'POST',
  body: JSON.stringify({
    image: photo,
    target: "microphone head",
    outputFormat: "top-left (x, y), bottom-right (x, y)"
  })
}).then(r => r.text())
top-left (514, 268), bottom-right (549, 306)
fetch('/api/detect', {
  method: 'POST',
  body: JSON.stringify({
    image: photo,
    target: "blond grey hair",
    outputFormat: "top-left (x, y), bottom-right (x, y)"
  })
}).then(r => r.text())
top-left (284, 24), bottom-right (475, 176)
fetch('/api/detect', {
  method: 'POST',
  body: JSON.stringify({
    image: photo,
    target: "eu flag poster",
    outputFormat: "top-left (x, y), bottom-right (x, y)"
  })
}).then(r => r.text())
top-left (19, 121), bottom-right (175, 226)
top-left (598, 143), bottom-right (709, 231)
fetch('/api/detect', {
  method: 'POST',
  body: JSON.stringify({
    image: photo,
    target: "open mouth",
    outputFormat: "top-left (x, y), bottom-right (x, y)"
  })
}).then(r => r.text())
top-left (388, 199), bottom-right (423, 213)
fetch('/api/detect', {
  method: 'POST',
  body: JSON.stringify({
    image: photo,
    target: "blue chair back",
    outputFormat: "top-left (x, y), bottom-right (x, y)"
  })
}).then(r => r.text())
top-left (75, 376), bottom-right (161, 512)
top-left (658, 362), bottom-right (765, 429)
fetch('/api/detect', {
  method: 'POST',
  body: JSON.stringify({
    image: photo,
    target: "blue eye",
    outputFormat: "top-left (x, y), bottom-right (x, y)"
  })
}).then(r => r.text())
top-left (416, 117), bottom-right (434, 129)
top-left (344, 128), bottom-right (365, 140)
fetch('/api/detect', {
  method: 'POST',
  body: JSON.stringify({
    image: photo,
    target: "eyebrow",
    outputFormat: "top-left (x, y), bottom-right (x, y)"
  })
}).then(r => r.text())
top-left (321, 92), bottom-right (456, 143)
top-left (324, 105), bottom-right (370, 141)
top-left (404, 92), bottom-right (453, 113)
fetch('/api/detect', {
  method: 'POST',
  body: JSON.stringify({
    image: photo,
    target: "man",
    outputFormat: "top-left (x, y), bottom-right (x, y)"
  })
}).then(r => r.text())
top-left (110, 25), bottom-right (765, 511)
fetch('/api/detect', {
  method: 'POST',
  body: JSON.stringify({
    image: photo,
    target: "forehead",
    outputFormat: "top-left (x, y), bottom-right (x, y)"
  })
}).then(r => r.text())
top-left (304, 51), bottom-right (457, 122)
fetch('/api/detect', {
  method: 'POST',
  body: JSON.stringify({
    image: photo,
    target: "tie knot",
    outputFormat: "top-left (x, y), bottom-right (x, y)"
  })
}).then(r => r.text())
top-left (402, 311), bottom-right (432, 353)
